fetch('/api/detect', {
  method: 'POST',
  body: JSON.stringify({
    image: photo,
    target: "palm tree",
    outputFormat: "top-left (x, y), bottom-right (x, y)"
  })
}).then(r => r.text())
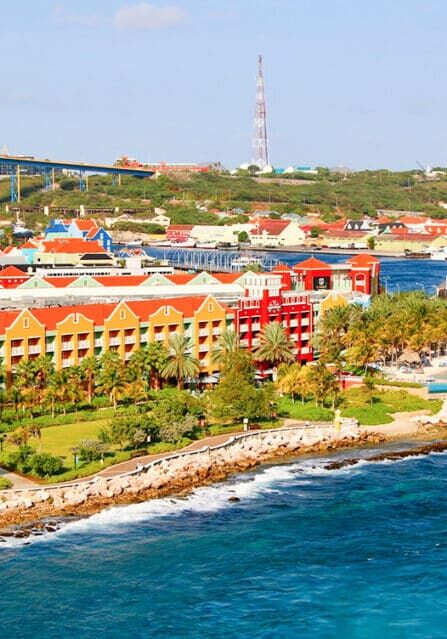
top-left (32, 355), bottom-right (54, 401)
top-left (211, 329), bottom-right (240, 366)
top-left (128, 343), bottom-right (168, 391)
top-left (28, 424), bottom-right (42, 453)
top-left (276, 363), bottom-right (309, 404)
top-left (254, 322), bottom-right (295, 376)
top-left (162, 334), bottom-right (200, 390)
top-left (97, 352), bottom-right (127, 409)
top-left (79, 355), bottom-right (100, 404)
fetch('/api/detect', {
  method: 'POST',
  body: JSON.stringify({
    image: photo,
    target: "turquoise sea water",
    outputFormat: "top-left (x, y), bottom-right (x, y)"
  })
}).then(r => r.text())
top-left (1, 446), bottom-right (447, 638)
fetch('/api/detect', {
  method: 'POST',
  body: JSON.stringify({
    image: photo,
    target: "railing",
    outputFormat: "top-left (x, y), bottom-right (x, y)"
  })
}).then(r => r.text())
top-left (252, 323), bottom-right (261, 331)
top-left (198, 344), bottom-right (208, 352)
top-left (212, 327), bottom-right (222, 336)
top-left (61, 341), bottom-right (74, 350)
top-left (78, 340), bottom-right (89, 349)
top-left (140, 334), bottom-right (147, 343)
top-left (289, 319), bottom-right (298, 327)
top-left (239, 324), bottom-right (249, 332)
top-left (301, 318), bottom-right (310, 327)
top-left (94, 338), bottom-right (103, 347)
top-left (301, 332), bottom-right (310, 340)
top-left (11, 347), bottom-right (24, 356)
top-left (46, 343), bottom-right (55, 352)
top-left (109, 337), bottom-right (120, 346)
top-left (198, 328), bottom-right (208, 337)
top-left (154, 334), bottom-right (164, 341)
top-left (125, 336), bottom-right (136, 344)
top-left (28, 345), bottom-right (41, 355)
top-left (62, 358), bottom-right (74, 367)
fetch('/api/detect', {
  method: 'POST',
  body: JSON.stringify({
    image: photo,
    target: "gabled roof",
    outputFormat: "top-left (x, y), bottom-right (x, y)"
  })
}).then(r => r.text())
top-left (212, 272), bottom-right (245, 283)
top-left (19, 240), bottom-right (39, 249)
top-left (0, 266), bottom-right (29, 278)
top-left (294, 257), bottom-right (330, 269)
top-left (92, 275), bottom-right (149, 287)
top-left (166, 274), bottom-right (196, 285)
top-left (68, 219), bottom-right (99, 232)
top-left (41, 239), bottom-right (106, 254)
top-left (400, 216), bottom-right (428, 225)
top-left (167, 225), bottom-right (194, 231)
top-left (347, 254), bottom-right (380, 266)
top-left (272, 263), bottom-right (293, 273)
top-left (42, 277), bottom-right (78, 288)
top-left (250, 220), bottom-right (291, 236)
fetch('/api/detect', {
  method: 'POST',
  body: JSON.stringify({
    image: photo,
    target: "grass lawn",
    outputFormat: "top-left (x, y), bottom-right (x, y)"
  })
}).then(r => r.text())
top-left (279, 389), bottom-right (442, 426)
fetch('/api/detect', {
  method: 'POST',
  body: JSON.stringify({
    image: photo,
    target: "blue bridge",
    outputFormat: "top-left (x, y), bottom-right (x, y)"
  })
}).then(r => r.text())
top-left (0, 154), bottom-right (155, 202)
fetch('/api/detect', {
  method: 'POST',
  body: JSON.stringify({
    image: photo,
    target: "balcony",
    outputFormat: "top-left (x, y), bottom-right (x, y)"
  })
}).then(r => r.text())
top-left (252, 323), bottom-right (261, 331)
top-left (94, 338), bottom-right (103, 347)
top-left (301, 318), bottom-right (310, 327)
top-left (28, 345), bottom-right (41, 355)
top-left (140, 334), bottom-right (147, 343)
top-left (198, 328), bottom-right (208, 337)
top-left (46, 343), bottom-right (55, 353)
top-left (212, 327), bottom-right (222, 336)
top-left (198, 344), bottom-right (208, 353)
top-left (78, 340), bottom-right (90, 349)
top-left (239, 324), bottom-right (249, 332)
top-left (154, 333), bottom-right (164, 341)
top-left (290, 319), bottom-right (298, 327)
top-left (290, 334), bottom-right (298, 341)
top-left (301, 347), bottom-right (310, 355)
top-left (125, 336), bottom-right (136, 345)
top-left (0, 347), bottom-right (4, 357)
top-left (61, 341), bottom-right (74, 350)
top-left (109, 337), bottom-right (120, 346)
top-left (301, 332), bottom-right (310, 340)
top-left (240, 339), bottom-right (249, 348)
top-left (125, 352), bottom-right (133, 360)
top-left (11, 347), bottom-right (24, 356)
top-left (199, 358), bottom-right (209, 367)
top-left (62, 358), bottom-right (74, 368)
top-left (252, 338), bottom-right (260, 346)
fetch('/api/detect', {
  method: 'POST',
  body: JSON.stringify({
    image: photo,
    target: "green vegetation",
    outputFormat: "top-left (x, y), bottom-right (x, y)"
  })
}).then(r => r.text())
top-left (6, 168), bottom-right (447, 232)
top-left (0, 477), bottom-right (12, 490)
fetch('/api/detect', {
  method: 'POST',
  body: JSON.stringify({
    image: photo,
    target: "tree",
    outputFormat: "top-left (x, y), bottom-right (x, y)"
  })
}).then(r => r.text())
top-left (97, 352), bottom-right (127, 409)
top-left (128, 342), bottom-right (168, 390)
top-left (211, 329), bottom-right (240, 366)
top-left (367, 235), bottom-right (376, 250)
top-left (306, 362), bottom-right (340, 407)
top-left (254, 321), bottom-right (295, 373)
top-left (162, 334), bottom-right (200, 390)
top-left (29, 453), bottom-right (63, 477)
top-left (79, 356), bottom-right (100, 404)
top-left (276, 363), bottom-right (311, 404)
top-left (209, 351), bottom-right (270, 422)
top-left (78, 440), bottom-right (108, 462)
top-left (238, 230), bottom-right (249, 243)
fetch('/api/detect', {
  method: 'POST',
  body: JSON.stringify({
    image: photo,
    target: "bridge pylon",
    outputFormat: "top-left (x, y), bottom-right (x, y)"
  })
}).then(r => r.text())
top-left (10, 165), bottom-right (20, 203)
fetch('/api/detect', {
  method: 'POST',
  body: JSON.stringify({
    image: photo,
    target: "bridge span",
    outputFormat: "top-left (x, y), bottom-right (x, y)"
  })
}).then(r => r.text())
top-left (0, 154), bottom-right (155, 203)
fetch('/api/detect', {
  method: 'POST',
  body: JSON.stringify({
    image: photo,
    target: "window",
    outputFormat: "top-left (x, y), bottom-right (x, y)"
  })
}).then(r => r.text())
top-left (23, 317), bottom-right (29, 329)
top-left (120, 309), bottom-right (126, 320)
top-left (208, 302), bottom-right (213, 312)
top-left (164, 307), bottom-right (169, 316)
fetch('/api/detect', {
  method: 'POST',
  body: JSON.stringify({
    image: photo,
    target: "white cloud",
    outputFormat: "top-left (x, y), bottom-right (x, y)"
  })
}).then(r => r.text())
top-left (113, 3), bottom-right (186, 31)
top-left (53, 4), bottom-right (102, 28)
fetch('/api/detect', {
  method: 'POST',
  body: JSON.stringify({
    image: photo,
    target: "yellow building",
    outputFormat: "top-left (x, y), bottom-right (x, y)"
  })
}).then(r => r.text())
top-left (0, 295), bottom-right (234, 377)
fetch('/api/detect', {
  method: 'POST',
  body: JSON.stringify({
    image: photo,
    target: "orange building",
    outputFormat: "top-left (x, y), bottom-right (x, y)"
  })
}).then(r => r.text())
top-left (0, 295), bottom-right (234, 377)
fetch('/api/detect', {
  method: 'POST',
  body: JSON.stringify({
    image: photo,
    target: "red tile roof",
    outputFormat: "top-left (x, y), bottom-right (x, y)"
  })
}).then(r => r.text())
top-left (93, 275), bottom-right (149, 287)
top-left (325, 230), bottom-right (369, 238)
top-left (250, 220), bottom-right (290, 236)
top-left (167, 225), bottom-right (194, 231)
top-left (399, 216), bottom-right (428, 225)
top-left (19, 240), bottom-right (38, 249)
top-left (347, 254), bottom-right (380, 266)
top-left (212, 272), bottom-right (245, 283)
top-left (42, 277), bottom-right (78, 288)
top-left (272, 263), bottom-right (293, 272)
top-left (166, 274), bottom-right (196, 285)
top-left (0, 266), bottom-right (29, 279)
top-left (42, 239), bottom-right (106, 254)
top-left (294, 257), bottom-right (331, 270)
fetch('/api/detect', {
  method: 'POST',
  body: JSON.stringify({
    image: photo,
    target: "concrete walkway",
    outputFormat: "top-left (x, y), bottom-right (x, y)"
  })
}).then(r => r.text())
top-left (0, 466), bottom-right (39, 489)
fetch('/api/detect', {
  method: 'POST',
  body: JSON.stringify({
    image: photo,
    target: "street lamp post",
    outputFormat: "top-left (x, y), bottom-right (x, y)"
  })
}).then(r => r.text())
top-left (0, 433), bottom-right (5, 453)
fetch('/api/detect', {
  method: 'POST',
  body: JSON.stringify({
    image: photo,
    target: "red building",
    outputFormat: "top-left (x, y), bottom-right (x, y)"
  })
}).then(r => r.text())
top-left (166, 225), bottom-right (194, 243)
top-left (235, 272), bottom-right (313, 365)
top-left (0, 266), bottom-right (30, 288)
top-left (291, 255), bottom-right (380, 296)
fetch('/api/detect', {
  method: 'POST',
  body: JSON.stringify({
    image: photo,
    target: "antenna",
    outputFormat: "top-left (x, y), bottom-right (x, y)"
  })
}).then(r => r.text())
top-left (253, 54), bottom-right (269, 169)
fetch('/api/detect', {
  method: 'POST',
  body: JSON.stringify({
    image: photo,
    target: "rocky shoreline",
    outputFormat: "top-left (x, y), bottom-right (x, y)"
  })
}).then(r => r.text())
top-left (0, 424), bottom-right (381, 541)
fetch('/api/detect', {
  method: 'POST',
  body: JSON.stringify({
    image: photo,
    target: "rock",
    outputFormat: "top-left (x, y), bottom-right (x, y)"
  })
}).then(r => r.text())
top-left (228, 496), bottom-right (240, 503)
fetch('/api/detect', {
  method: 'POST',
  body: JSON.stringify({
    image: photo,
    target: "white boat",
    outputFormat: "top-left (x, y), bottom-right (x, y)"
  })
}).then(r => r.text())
top-left (126, 239), bottom-right (143, 248)
top-left (195, 241), bottom-right (217, 249)
top-left (430, 248), bottom-right (447, 261)
top-left (170, 239), bottom-right (196, 248)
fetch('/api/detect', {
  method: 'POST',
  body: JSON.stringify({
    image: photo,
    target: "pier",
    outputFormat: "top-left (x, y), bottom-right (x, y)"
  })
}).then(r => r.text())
top-left (147, 248), bottom-right (280, 272)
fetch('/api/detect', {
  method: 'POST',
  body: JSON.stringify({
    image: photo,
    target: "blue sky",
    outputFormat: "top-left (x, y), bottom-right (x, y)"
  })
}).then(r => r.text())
top-left (1, 0), bottom-right (446, 170)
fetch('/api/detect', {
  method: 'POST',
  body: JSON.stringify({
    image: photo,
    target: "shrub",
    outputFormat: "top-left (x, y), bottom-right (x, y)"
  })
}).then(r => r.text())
top-left (7, 445), bottom-right (35, 473)
top-left (78, 440), bottom-right (108, 462)
top-left (30, 453), bottom-right (63, 477)
top-left (0, 477), bottom-right (12, 490)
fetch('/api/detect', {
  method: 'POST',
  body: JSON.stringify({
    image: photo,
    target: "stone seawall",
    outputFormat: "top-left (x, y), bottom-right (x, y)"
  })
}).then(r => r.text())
top-left (0, 424), bottom-right (377, 531)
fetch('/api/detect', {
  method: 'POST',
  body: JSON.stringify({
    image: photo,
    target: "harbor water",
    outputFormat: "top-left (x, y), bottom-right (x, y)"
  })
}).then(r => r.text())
top-left (1, 445), bottom-right (447, 638)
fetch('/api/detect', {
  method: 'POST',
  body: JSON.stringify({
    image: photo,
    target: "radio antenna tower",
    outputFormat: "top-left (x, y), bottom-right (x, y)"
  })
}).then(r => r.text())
top-left (253, 54), bottom-right (269, 169)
